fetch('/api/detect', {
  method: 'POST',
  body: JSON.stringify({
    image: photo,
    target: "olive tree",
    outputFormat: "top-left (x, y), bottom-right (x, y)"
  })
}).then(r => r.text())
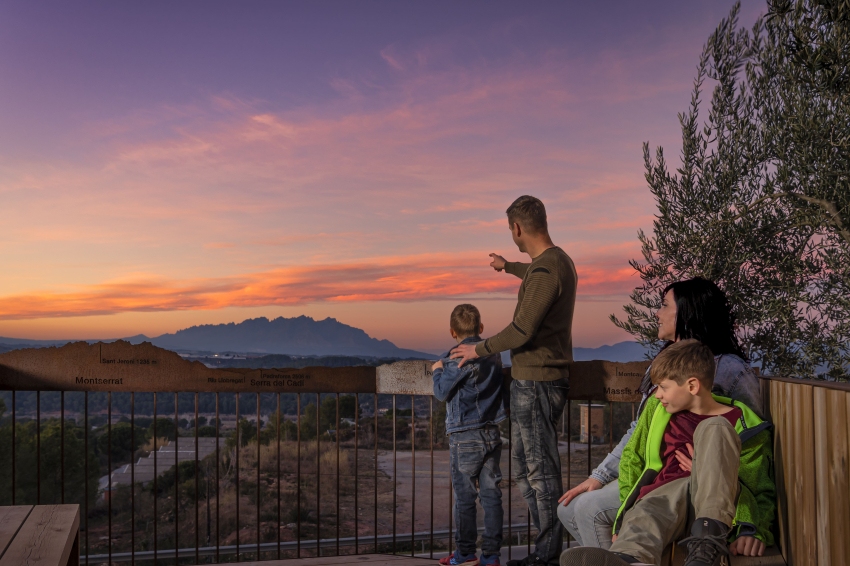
top-left (613, 0), bottom-right (849, 379)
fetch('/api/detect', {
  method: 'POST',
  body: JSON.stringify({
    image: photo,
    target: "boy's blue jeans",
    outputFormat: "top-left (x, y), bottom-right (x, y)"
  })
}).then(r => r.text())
top-left (449, 425), bottom-right (504, 557)
top-left (510, 377), bottom-right (568, 565)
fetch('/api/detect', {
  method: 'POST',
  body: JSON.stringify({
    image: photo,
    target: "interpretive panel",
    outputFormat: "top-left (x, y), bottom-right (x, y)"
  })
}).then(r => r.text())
top-left (0, 340), bottom-right (377, 393)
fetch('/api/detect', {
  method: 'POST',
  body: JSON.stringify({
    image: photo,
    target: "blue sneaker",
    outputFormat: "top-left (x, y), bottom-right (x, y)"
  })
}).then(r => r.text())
top-left (439, 552), bottom-right (479, 566)
top-left (480, 555), bottom-right (500, 566)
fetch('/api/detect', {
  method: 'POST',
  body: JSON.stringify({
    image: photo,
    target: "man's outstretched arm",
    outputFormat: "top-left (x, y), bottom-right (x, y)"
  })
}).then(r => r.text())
top-left (452, 267), bottom-right (558, 366)
top-left (489, 253), bottom-right (529, 279)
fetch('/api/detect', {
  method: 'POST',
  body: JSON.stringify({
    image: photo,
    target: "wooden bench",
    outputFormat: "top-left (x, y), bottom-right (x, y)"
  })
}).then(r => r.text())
top-left (0, 505), bottom-right (79, 566)
top-left (669, 544), bottom-right (785, 565)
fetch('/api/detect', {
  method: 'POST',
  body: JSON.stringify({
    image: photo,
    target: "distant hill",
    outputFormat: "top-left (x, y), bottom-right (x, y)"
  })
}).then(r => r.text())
top-left (0, 316), bottom-right (430, 358)
top-left (573, 341), bottom-right (651, 362)
top-left (0, 326), bottom-right (649, 362)
top-left (129, 316), bottom-right (431, 358)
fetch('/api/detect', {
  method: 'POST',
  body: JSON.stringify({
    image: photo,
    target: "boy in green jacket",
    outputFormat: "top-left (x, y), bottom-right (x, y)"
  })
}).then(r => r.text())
top-left (560, 340), bottom-right (775, 566)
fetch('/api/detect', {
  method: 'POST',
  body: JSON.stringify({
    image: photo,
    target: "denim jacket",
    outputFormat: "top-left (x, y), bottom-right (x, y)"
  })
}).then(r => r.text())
top-left (432, 336), bottom-right (507, 435)
top-left (590, 353), bottom-right (763, 485)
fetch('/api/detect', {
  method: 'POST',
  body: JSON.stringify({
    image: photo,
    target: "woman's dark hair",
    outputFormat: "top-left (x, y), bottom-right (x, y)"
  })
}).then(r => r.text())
top-left (662, 277), bottom-right (746, 360)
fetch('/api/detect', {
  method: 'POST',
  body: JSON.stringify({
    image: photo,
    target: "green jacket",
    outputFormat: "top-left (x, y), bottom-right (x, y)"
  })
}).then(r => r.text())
top-left (615, 395), bottom-right (776, 545)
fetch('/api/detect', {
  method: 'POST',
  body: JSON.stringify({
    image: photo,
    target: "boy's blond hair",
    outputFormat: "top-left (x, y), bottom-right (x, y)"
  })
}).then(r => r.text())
top-left (450, 304), bottom-right (481, 338)
top-left (650, 339), bottom-right (715, 388)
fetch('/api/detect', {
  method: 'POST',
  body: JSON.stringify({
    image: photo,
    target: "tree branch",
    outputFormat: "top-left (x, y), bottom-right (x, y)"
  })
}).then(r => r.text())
top-left (728, 191), bottom-right (850, 245)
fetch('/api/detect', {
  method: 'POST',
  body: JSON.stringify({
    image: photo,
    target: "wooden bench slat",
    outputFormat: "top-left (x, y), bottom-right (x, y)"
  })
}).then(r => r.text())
top-left (0, 505), bottom-right (79, 566)
top-left (205, 555), bottom-right (438, 566)
top-left (0, 506), bottom-right (33, 561)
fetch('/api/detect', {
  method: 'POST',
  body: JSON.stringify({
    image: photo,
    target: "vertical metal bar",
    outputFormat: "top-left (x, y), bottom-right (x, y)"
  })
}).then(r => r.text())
top-left (297, 393), bottom-right (302, 559)
top-left (336, 393), bottom-right (340, 556)
top-left (36, 391), bottom-right (40, 504)
top-left (236, 393), bottom-right (241, 562)
top-left (316, 392), bottom-right (321, 557)
top-left (153, 393), bottom-right (158, 563)
top-left (410, 394), bottom-right (415, 556)
top-left (85, 392), bottom-right (89, 559)
top-left (566, 400), bottom-right (571, 491)
top-left (175, 391), bottom-right (179, 566)
top-left (195, 392), bottom-right (200, 566)
top-left (11, 392), bottom-right (15, 505)
top-left (429, 396), bottom-right (434, 559)
top-left (277, 392), bottom-right (281, 561)
top-left (108, 392), bottom-right (113, 565)
top-left (566, 400), bottom-right (572, 547)
top-left (586, 399), bottom-right (592, 478)
top-left (257, 393), bottom-right (261, 562)
top-left (374, 393), bottom-right (378, 553)
top-left (507, 404), bottom-right (512, 561)
top-left (354, 394), bottom-right (360, 555)
top-left (61, 391), bottom-right (65, 504)
top-left (448, 447), bottom-right (453, 556)
top-left (131, 392), bottom-right (135, 566)
top-left (216, 393), bottom-right (221, 563)
top-left (392, 395), bottom-right (397, 555)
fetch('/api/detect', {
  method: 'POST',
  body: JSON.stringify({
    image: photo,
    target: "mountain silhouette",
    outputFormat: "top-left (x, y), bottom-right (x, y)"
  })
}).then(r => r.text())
top-left (131, 316), bottom-right (431, 358)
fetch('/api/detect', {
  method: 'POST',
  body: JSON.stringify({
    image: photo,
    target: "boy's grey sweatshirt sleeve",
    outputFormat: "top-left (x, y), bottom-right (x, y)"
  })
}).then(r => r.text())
top-left (590, 419), bottom-right (637, 485)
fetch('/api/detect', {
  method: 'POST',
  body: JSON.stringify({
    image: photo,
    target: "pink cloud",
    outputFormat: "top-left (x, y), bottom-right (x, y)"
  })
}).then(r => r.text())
top-left (0, 250), bottom-right (638, 320)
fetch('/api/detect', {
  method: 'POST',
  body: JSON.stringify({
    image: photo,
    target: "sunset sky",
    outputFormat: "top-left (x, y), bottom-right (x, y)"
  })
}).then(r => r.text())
top-left (0, 1), bottom-right (765, 353)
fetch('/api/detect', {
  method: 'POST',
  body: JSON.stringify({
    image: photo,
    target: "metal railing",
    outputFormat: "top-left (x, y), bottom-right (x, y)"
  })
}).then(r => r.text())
top-left (0, 342), bottom-right (647, 565)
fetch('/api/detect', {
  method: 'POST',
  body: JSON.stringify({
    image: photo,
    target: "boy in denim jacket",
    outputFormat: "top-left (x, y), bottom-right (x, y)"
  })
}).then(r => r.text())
top-left (433, 304), bottom-right (507, 566)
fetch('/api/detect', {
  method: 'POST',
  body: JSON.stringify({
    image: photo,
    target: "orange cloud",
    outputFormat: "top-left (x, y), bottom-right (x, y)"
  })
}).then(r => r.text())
top-left (0, 252), bottom-right (638, 320)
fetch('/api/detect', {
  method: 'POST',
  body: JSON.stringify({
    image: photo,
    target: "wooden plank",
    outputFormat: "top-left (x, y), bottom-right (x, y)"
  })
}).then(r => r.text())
top-left (0, 506), bottom-right (33, 560)
top-left (671, 546), bottom-right (785, 565)
top-left (771, 381), bottom-right (818, 566)
top-left (814, 388), bottom-right (850, 566)
top-left (207, 555), bottom-right (438, 566)
top-left (769, 381), bottom-right (790, 563)
top-left (0, 505), bottom-right (79, 566)
top-left (0, 341), bottom-right (378, 393)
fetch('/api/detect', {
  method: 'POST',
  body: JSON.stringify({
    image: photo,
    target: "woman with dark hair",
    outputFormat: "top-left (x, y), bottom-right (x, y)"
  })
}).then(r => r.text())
top-left (556, 277), bottom-right (762, 550)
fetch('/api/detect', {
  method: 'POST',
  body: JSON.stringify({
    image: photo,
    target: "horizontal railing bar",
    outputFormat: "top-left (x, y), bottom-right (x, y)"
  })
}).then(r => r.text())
top-left (82, 524), bottom-right (536, 563)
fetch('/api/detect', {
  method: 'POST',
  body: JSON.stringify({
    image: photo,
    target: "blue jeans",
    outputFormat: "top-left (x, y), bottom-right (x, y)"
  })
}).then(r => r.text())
top-left (449, 426), bottom-right (504, 556)
top-left (511, 377), bottom-right (568, 565)
top-left (556, 480), bottom-right (620, 549)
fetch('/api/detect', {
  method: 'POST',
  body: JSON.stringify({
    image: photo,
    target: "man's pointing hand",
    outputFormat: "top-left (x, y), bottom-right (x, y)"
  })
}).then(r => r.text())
top-left (489, 253), bottom-right (506, 272)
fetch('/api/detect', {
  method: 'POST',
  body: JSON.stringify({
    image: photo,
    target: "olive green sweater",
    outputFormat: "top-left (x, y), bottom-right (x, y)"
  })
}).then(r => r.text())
top-left (475, 246), bottom-right (577, 381)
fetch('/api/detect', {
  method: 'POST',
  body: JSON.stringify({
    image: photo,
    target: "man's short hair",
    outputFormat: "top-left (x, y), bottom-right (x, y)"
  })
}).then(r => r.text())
top-left (650, 339), bottom-right (716, 387)
top-left (450, 304), bottom-right (481, 338)
top-left (506, 195), bottom-right (548, 235)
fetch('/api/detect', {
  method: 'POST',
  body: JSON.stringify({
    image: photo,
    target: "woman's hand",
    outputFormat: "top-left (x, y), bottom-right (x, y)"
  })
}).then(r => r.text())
top-left (557, 477), bottom-right (603, 506)
top-left (674, 443), bottom-right (694, 472)
top-left (730, 536), bottom-right (765, 556)
top-left (431, 360), bottom-right (443, 372)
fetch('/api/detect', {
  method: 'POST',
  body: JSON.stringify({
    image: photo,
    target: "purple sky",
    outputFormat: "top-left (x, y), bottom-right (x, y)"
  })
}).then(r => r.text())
top-left (0, 1), bottom-right (765, 352)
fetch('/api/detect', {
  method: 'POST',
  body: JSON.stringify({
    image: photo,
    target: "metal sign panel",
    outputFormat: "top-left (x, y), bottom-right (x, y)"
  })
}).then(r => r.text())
top-left (0, 341), bottom-right (377, 393)
top-left (567, 360), bottom-right (649, 402)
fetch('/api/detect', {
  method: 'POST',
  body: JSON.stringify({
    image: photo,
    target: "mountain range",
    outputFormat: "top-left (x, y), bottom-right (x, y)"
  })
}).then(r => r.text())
top-left (0, 315), bottom-right (650, 361)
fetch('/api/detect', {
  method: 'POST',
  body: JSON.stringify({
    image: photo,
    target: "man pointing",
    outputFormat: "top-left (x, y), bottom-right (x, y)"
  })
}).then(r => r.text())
top-left (451, 195), bottom-right (577, 566)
